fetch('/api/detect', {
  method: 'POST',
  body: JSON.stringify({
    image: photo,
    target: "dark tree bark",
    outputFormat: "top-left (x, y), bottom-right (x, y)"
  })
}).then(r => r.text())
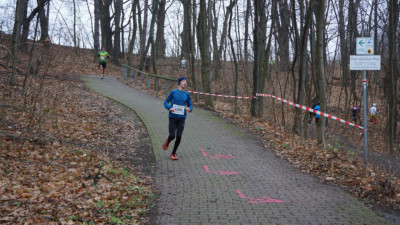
top-left (213, 0), bottom-right (238, 81)
top-left (37, 0), bottom-right (49, 42)
top-left (348, 0), bottom-right (360, 102)
top-left (20, 0), bottom-right (50, 51)
top-left (387, 0), bottom-right (398, 154)
top-left (197, 0), bottom-right (213, 108)
top-left (227, 1), bottom-right (238, 113)
top-left (100, 0), bottom-right (113, 52)
top-left (155, 0), bottom-right (166, 58)
top-left (9, 0), bottom-right (29, 85)
top-left (127, 0), bottom-right (139, 68)
top-left (313, 0), bottom-right (327, 144)
top-left (93, 0), bottom-right (100, 61)
top-left (244, 0), bottom-right (251, 62)
top-left (181, 0), bottom-right (191, 59)
top-left (293, 0), bottom-right (311, 135)
top-left (250, 0), bottom-right (267, 117)
top-left (138, 0), bottom-right (148, 65)
top-left (113, 0), bottom-right (122, 60)
top-left (275, 0), bottom-right (290, 71)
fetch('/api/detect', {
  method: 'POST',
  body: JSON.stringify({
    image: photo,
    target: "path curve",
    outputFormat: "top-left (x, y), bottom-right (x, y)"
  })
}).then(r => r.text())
top-left (84, 75), bottom-right (389, 225)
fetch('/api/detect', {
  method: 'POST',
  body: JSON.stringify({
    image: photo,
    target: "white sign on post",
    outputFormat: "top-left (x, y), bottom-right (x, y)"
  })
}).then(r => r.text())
top-left (356, 37), bottom-right (374, 55)
top-left (350, 55), bottom-right (381, 70)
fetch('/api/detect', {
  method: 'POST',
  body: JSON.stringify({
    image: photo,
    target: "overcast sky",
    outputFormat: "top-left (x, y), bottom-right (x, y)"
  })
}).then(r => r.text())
top-left (0, 0), bottom-right (189, 56)
top-left (0, 0), bottom-right (383, 60)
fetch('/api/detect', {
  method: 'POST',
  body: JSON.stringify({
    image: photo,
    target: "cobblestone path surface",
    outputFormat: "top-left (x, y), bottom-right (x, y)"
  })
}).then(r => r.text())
top-left (84, 75), bottom-right (390, 225)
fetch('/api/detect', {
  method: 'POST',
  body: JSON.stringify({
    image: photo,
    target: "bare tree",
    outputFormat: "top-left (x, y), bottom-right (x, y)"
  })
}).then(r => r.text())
top-left (293, 0), bottom-right (311, 135)
top-left (155, 0), bottom-right (166, 58)
top-left (212, 0), bottom-right (238, 81)
top-left (138, 0), bottom-right (148, 64)
top-left (387, 0), bottom-right (398, 154)
top-left (274, 0), bottom-right (290, 71)
top-left (113, 0), bottom-right (122, 61)
top-left (38, 0), bottom-right (49, 42)
top-left (93, 0), bottom-right (100, 61)
top-left (313, 0), bottom-right (327, 144)
top-left (9, 0), bottom-right (29, 86)
top-left (250, 0), bottom-right (267, 117)
top-left (127, 0), bottom-right (139, 69)
top-left (100, 0), bottom-right (113, 52)
top-left (197, 0), bottom-right (213, 108)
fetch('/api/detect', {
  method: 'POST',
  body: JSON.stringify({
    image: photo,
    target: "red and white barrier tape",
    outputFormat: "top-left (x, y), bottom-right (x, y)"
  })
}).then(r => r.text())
top-left (256, 93), bottom-right (365, 130)
top-left (187, 91), bottom-right (254, 99)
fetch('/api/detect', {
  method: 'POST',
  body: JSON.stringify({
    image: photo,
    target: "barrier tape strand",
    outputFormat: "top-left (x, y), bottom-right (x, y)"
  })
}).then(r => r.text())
top-left (187, 90), bottom-right (253, 99)
top-left (256, 93), bottom-right (365, 130)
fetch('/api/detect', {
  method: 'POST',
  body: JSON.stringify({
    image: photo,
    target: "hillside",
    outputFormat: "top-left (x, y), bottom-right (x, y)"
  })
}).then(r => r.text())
top-left (0, 36), bottom-right (399, 223)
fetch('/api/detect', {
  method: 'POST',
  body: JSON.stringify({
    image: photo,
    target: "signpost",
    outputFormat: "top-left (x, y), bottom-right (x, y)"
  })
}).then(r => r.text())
top-left (350, 37), bottom-right (381, 167)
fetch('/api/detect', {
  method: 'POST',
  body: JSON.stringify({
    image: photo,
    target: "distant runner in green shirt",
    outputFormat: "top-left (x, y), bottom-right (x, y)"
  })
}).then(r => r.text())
top-left (98, 47), bottom-right (109, 79)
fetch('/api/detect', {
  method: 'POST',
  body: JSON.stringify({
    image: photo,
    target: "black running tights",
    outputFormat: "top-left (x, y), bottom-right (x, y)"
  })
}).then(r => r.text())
top-left (167, 117), bottom-right (185, 155)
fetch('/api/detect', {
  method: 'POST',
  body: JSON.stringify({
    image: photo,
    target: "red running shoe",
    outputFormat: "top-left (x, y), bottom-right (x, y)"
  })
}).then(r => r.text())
top-left (163, 138), bottom-right (169, 150)
top-left (171, 154), bottom-right (178, 160)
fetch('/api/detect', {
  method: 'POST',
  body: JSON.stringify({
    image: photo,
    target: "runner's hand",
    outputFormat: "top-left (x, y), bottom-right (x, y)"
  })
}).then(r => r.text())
top-left (186, 107), bottom-right (191, 112)
top-left (170, 108), bottom-right (175, 112)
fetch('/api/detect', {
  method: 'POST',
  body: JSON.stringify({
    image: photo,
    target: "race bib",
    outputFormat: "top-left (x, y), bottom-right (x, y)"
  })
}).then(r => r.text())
top-left (172, 104), bottom-right (185, 115)
top-left (101, 56), bottom-right (105, 60)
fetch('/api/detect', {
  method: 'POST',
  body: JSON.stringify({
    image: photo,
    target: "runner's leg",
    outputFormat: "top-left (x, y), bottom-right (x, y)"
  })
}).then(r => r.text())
top-left (167, 118), bottom-right (177, 144)
top-left (171, 118), bottom-right (185, 155)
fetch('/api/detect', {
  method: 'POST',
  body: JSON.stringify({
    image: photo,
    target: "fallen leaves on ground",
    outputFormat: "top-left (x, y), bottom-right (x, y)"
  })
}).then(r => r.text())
top-left (1, 68), bottom-right (154, 224)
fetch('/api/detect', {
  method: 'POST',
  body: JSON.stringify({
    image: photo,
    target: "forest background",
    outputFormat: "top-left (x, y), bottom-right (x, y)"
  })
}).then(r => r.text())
top-left (1, 0), bottom-right (400, 224)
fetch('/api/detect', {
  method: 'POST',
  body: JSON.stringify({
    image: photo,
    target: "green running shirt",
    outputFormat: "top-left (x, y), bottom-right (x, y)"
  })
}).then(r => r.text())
top-left (98, 51), bottom-right (109, 63)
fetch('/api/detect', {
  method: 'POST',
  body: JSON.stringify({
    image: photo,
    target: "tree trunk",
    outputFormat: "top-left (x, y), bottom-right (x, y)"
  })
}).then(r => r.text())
top-left (37, 0), bottom-right (49, 42)
top-left (276, 0), bottom-right (290, 71)
top-left (127, 0), bottom-right (139, 68)
top-left (197, 0), bottom-right (213, 108)
top-left (138, 0), bottom-right (148, 69)
top-left (155, 0), bottom-right (166, 58)
top-left (190, 0), bottom-right (198, 102)
top-left (314, 0), bottom-right (327, 145)
top-left (94, 0), bottom-right (100, 61)
top-left (73, 0), bottom-right (77, 48)
top-left (250, 0), bottom-right (266, 117)
top-left (20, 0), bottom-right (49, 51)
top-left (338, 0), bottom-right (350, 120)
top-left (213, 0), bottom-right (238, 81)
top-left (387, 0), bottom-right (398, 155)
top-left (113, 0), bottom-right (122, 60)
top-left (9, 0), bottom-right (29, 86)
top-left (100, 0), bottom-right (113, 52)
top-left (181, 0), bottom-right (191, 59)
top-left (293, 0), bottom-right (311, 135)
top-left (228, 2), bottom-right (238, 113)
top-left (348, 0), bottom-right (360, 103)
top-left (244, 0), bottom-right (251, 62)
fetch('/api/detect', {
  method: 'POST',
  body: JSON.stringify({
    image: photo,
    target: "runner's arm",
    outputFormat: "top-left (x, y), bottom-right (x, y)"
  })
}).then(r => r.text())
top-left (164, 92), bottom-right (173, 110)
top-left (186, 93), bottom-right (193, 112)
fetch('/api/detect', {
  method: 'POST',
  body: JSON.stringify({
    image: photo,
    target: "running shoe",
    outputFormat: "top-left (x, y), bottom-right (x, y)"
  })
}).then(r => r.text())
top-left (101, 75), bottom-right (104, 79)
top-left (163, 138), bottom-right (169, 150)
top-left (171, 154), bottom-right (178, 160)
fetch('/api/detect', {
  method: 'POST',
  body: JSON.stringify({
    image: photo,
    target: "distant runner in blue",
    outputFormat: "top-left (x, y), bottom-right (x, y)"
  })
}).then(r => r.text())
top-left (163, 76), bottom-right (193, 160)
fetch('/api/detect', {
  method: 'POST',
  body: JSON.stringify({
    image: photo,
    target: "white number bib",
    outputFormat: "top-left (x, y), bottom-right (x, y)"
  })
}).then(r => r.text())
top-left (172, 104), bottom-right (185, 115)
top-left (101, 56), bottom-right (105, 60)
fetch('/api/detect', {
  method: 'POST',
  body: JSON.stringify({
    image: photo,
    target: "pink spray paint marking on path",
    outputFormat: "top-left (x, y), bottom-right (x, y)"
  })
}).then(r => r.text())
top-left (201, 148), bottom-right (236, 159)
top-left (236, 190), bottom-right (284, 204)
top-left (204, 165), bottom-right (240, 175)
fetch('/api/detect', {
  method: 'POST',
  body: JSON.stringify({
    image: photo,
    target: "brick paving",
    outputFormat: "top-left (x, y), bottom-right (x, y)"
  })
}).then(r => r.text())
top-left (84, 75), bottom-right (390, 225)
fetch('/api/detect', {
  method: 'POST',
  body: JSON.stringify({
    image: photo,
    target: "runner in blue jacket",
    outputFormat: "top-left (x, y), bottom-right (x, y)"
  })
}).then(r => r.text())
top-left (163, 76), bottom-right (193, 160)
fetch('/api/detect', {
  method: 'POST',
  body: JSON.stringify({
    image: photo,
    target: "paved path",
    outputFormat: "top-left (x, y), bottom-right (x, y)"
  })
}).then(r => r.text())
top-left (84, 75), bottom-right (390, 225)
